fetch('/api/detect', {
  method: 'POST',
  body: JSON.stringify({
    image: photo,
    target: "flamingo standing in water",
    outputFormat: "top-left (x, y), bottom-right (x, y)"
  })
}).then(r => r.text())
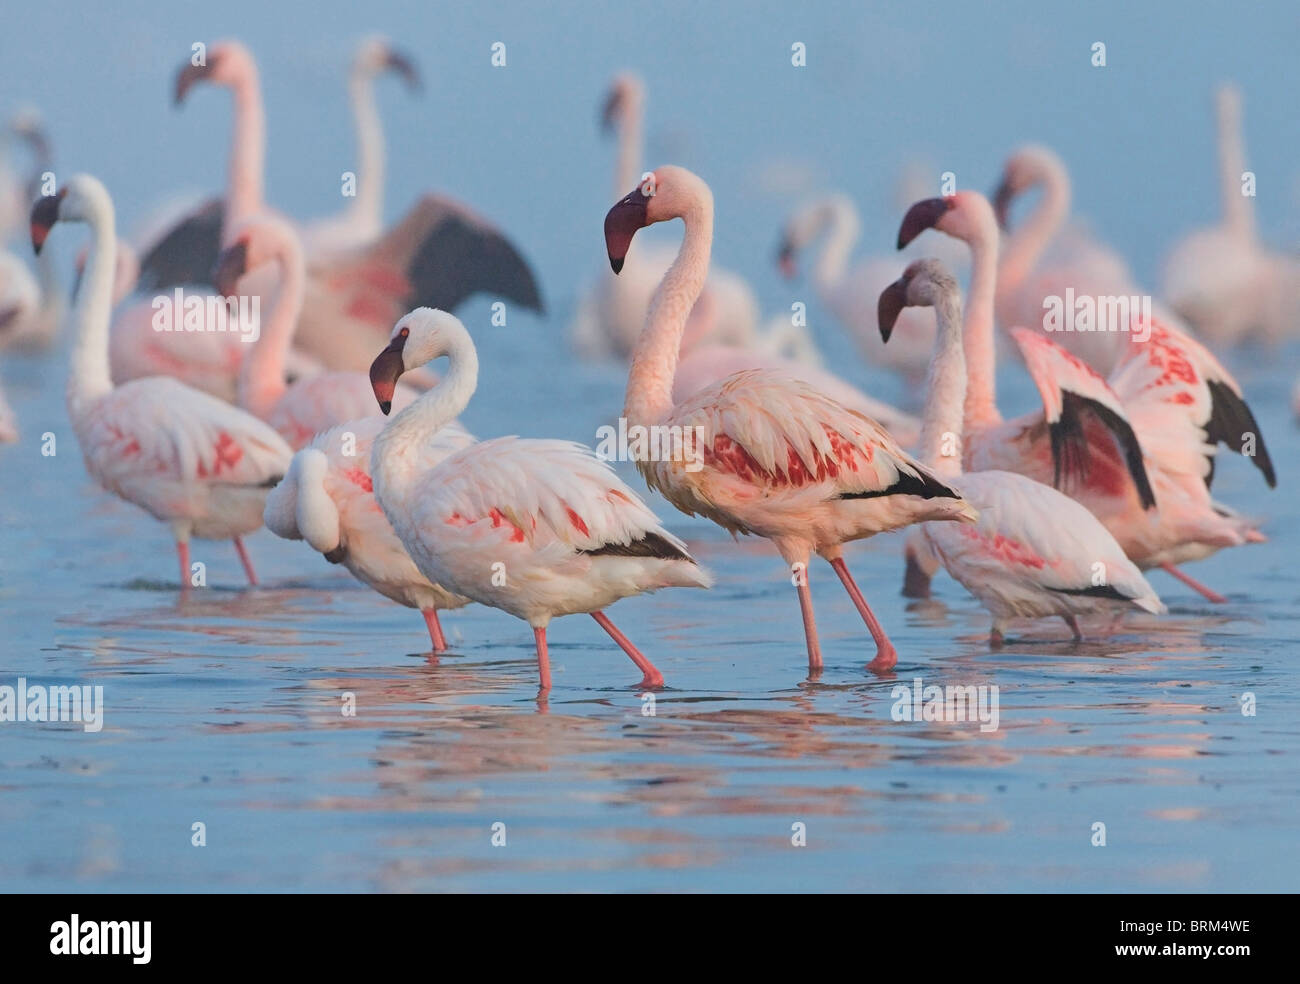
top-left (897, 191), bottom-right (1272, 603)
top-left (264, 415), bottom-right (475, 651)
top-left (879, 257), bottom-right (1163, 642)
top-left (604, 166), bottom-right (978, 673)
top-left (367, 308), bottom-right (710, 692)
top-left (214, 215), bottom-right (418, 448)
top-left (31, 175), bottom-right (290, 589)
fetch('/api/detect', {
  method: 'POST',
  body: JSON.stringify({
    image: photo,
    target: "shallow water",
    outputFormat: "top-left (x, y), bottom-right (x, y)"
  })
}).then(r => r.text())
top-left (2, 321), bottom-right (1297, 893)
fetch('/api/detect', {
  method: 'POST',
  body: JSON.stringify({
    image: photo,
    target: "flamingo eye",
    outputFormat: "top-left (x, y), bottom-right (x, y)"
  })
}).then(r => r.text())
top-left (399, 327), bottom-right (409, 338)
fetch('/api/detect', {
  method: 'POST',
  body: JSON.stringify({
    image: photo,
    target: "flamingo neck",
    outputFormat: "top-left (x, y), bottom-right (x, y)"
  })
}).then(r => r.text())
top-left (919, 290), bottom-right (967, 478)
top-left (293, 451), bottom-right (341, 554)
top-left (812, 198), bottom-right (859, 295)
top-left (964, 227), bottom-right (1001, 431)
top-left (68, 201), bottom-right (118, 414)
top-left (345, 68), bottom-right (384, 239)
top-left (624, 196), bottom-right (713, 429)
top-left (37, 242), bottom-right (64, 320)
top-left (1217, 90), bottom-right (1255, 241)
top-left (226, 67), bottom-right (266, 238)
top-left (998, 161), bottom-right (1069, 297)
top-left (614, 96), bottom-right (643, 198)
top-left (238, 240), bottom-right (305, 418)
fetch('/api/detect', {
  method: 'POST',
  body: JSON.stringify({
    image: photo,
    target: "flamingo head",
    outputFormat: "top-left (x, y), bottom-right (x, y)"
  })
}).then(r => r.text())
top-left (31, 174), bottom-right (109, 254)
top-left (604, 164), bottom-right (710, 273)
top-left (991, 144), bottom-right (1062, 228)
top-left (356, 36), bottom-right (420, 91)
top-left (600, 73), bottom-right (644, 132)
top-left (175, 41), bottom-right (253, 106)
top-left (898, 191), bottom-right (996, 250)
top-left (213, 216), bottom-right (300, 295)
top-left (774, 195), bottom-right (857, 280)
top-left (878, 258), bottom-right (959, 342)
top-left (369, 308), bottom-right (465, 414)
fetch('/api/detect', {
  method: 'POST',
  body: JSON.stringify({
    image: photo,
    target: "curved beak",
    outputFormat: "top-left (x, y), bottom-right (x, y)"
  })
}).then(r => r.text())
top-left (599, 88), bottom-right (621, 133)
top-left (604, 189), bottom-right (650, 274)
top-left (776, 238), bottom-right (797, 280)
top-left (369, 336), bottom-right (408, 415)
top-left (877, 274), bottom-right (911, 343)
top-left (30, 189), bottom-right (65, 255)
top-left (384, 48), bottom-right (421, 91)
top-left (174, 60), bottom-right (214, 106)
top-left (212, 241), bottom-right (248, 296)
top-left (991, 178), bottom-right (1014, 230)
top-left (897, 197), bottom-right (952, 250)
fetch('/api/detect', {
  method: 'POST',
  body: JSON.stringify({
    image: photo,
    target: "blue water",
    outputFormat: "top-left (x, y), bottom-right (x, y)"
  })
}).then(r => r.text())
top-left (2, 0), bottom-right (1298, 892)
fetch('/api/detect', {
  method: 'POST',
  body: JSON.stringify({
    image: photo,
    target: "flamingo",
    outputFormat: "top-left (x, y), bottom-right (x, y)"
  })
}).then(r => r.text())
top-left (31, 175), bottom-right (291, 589)
top-left (214, 215), bottom-right (418, 448)
top-left (138, 39), bottom-right (544, 374)
top-left (1161, 84), bottom-right (1300, 346)
top-left (571, 73), bottom-right (758, 361)
top-left (0, 112), bottom-right (62, 351)
top-left (264, 416), bottom-right (474, 651)
top-left (0, 109), bottom-right (51, 245)
top-left (897, 191), bottom-right (1273, 603)
top-left (367, 307), bottom-right (711, 692)
top-left (604, 165), bottom-right (978, 673)
top-left (879, 257), bottom-right (1163, 642)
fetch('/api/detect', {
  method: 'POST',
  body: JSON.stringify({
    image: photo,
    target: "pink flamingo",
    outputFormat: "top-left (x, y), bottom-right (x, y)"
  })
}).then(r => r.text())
top-left (605, 165), bottom-right (978, 673)
top-left (214, 215), bottom-right (418, 448)
top-left (31, 175), bottom-right (291, 589)
top-left (264, 415), bottom-right (475, 651)
top-left (879, 257), bottom-right (1162, 642)
top-left (898, 191), bottom-right (1272, 603)
top-left (368, 307), bottom-right (711, 692)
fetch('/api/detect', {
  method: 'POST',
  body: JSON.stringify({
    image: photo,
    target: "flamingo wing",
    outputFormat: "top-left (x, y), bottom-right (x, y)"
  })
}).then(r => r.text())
top-left (134, 197), bottom-right (224, 291)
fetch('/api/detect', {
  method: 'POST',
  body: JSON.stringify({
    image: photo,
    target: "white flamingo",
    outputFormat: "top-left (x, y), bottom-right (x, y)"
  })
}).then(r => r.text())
top-left (604, 165), bottom-right (978, 674)
top-left (880, 257), bottom-right (1162, 642)
top-left (264, 415), bottom-right (474, 650)
top-left (31, 175), bottom-right (290, 589)
top-left (368, 307), bottom-right (711, 692)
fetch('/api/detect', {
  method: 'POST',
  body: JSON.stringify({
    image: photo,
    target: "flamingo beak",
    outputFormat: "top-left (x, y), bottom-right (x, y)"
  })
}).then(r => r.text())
top-left (30, 189), bottom-right (65, 255)
top-left (323, 545), bottom-right (347, 564)
top-left (877, 274), bottom-right (911, 343)
top-left (991, 178), bottom-right (1014, 230)
top-left (384, 49), bottom-right (421, 91)
top-left (604, 190), bottom-right (650, 274)
top-left (599, 89), bottom-right (621, 133)
top-left (174, 60), bottom-right (215, 106)
top-left (212, 241), bottom-right (248, 296)
top-left (776, 238), bottom-right (797, 280)
top-left (369, 336), bottom-right (408, 415)
top-left (897, 197), bottom-right (953, 250)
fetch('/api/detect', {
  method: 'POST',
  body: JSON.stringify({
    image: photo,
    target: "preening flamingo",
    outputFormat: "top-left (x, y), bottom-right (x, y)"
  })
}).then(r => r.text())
top-left (571, 73), bottom-right (758, 361)
top-left (0, 112), bottom-right (62, 351)
top-left (898, 191), bottom-right (1272, 603)
top-left (31, 175), bottom-right (291, 589)
top-left (879, 257), bottom-right (1162, 642)
top-left (0, 109), bottom-right (51, 245)
top-left (264, 416), bottom-right (475, 651)
top-left (605, 165), bottom-right (978, 673)
top-left (214, 215), bottom-right (418, 448)
top-left (368, 307), bottom-right (710, 692)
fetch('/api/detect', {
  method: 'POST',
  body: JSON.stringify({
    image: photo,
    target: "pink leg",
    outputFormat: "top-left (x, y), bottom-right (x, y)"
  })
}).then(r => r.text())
top-left (176, 540), bottom-right (191, 596)
top-left (590, 610), bottom-right (664, 689)
top-left (422, 608), bottom-right (448, 653)
top-left (796, 573), bottom-right (823, 672)
top-left (233, 536), bottom-right (258, 587)
top-left (830, 557), bottom-right (898, 673)
top-left (1160, 563), bottom-right (1227, 604)
top-left (1062, 614), bottom-right (1083, 642)
top-left (534, 626), bottom-right (551, 692)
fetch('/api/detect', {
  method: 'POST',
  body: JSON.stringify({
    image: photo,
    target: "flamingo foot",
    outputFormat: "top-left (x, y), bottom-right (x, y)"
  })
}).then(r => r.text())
top-left (1160, 563), bottom-right (1227, 604)
top-left (533, 626), bottom-right (551, 692)
top-left (422, 608), bottom-right (448, 653)
top-left (1063, 614), bottom-right (1083, 642)
top-left (590, 610), bottom-right (665, 689)
top-left (990, 623), bottom-right (1006, 648)
top-left (233, 536), bottom-right (258, 587)
top-left (830, 557), bottom-right (899, 673)
top-left (866, 644), bottom-right (898, 675)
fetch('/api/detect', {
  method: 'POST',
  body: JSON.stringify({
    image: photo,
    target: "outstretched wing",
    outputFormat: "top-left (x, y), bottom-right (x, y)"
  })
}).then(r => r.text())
top-left (134, 197), bottom-right (225, 291)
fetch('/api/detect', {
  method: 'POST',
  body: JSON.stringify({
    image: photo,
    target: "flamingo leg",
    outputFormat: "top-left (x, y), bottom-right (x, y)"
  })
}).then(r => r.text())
top-left (829, 557), bottom-right (898, 673)
top-left (1160, 563), bottom-right (1227, 604)
top-left (233, 536), bottom-right (258, 587)
top-left (422, 608), bottom-right (448, 653)
top-left (590, 610), bottom-right (664, 689)
top-left (1062, 614), bottom-right (1083, 641)
top-left (533, 626), bottom-right (551, 692)
top-left (176, 540), bottom-right (191, 596)
top-left (795, 572), bottom-right (824, 672)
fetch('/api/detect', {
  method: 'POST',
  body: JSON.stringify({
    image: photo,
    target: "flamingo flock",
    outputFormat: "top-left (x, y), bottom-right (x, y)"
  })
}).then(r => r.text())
top-left (2, 40), bottom-right (1292, 696)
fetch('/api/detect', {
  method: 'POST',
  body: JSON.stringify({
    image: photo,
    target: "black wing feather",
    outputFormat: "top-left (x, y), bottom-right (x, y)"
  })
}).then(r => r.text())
top-left (404, 210), bottom-right (544, 314)
top-left (1203, 379), bottom-right (1275, 489)
top-left (1049, 392), bottom-right (1157, 510)
top-left (136, 198), bottom-right (225, 291)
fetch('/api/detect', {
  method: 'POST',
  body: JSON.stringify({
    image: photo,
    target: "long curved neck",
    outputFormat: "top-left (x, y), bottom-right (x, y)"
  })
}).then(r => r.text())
top-left (997, 163), bottom-right (1068, 296)
top-left (812, 199), bottom-right (859, 294)
top-left (624, 197), bottom-right (713, 428)
top-left (919, 290), bottom-right (967, 478)
top-left (964, 226), bottom-right (1001, 431)
top-left (1217, 89), bottom-right (1254, 241)
top-left (68, 200), bottom-right (118, 415)
top-left (614, 97), bottom-right (643, 199)
top-left (294, 455), bottom-right (341, 554)
top-left (226, 65), bottom-right (266, 238)
top-left (345, 67), bottom-right (384, 237)
top-left (238, 241), bottom-right (305, 417)
top-left (37, 242), bottom-right (63, 317)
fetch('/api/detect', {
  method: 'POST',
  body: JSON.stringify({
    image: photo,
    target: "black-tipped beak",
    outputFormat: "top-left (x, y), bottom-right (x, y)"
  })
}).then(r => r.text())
top-left (877, 275), bottom-right (910, 343)
top-left (599, 88), bottom-right (621, 133)
top-left (174, 60), bottom-right (214, 106)
top-left (30, 189), bottom-right (64, 255)
top-left (776, 238), bottom-right (797, 280)
top-left (384, 49), bottom-right (421, 91)
top-left (369, 335), bottom-right (407, 415)
top-left (991, 178), bottom-right (1014, 230)
top-left (212, 241), bottom-right (248, 296)
top-left (323, 545), bottom-right (347, 564)
top-left (604, 189), bottom-right (650, 274)
top-left (897, 197), bottom-right (953, 250)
